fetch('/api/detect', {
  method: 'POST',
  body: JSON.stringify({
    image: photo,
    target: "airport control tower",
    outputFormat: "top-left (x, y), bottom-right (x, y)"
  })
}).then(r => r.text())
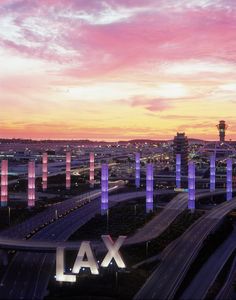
top-left (217, 120), bottom-right (228, 142)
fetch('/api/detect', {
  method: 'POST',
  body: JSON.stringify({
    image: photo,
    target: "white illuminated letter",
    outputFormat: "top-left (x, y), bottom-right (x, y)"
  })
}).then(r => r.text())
top-left (56, 247), bottom-right (76, 282)
top-left (101, 235), bottom-right (126, 268)
top-left (72, 241), bottom-right (99, 275)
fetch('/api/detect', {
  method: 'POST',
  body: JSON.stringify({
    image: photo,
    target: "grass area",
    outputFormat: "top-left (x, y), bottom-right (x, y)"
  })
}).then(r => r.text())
top-left (0, 196), bottom-right (64, 231)
top-left (1, 173), bottom-right (102, 231)
top-left (45, 264), bottom-right (155, 300)
top-left (198, 192), bottom-right (236, 206)
top-left (69, 197), bottom-right (164, 240)
top-left (123, 209), bottom-right (204, 265)
top-left (175, 216), bottom-right (234, 299)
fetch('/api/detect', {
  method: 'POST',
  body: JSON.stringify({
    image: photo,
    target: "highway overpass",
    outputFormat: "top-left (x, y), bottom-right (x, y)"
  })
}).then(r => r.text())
top-left (135, 196), bottom-right (236, 300)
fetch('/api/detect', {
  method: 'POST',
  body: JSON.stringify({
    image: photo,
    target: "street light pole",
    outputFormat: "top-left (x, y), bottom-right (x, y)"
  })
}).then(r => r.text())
top-left (106, 209), bottom-right (109, 233)
top-left (134, 204), bottom-right (137, 216)
top-left (146, 240), bottom-right (150, 258)
top-left (115, 271), bottom-right (118, 289)
top-left (8, 207), bottom-right (11, 226)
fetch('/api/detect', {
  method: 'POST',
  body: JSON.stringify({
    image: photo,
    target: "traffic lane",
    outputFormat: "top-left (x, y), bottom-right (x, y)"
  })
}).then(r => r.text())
top-left (181, 228), bottom-right (236, 300)
top-left (0, 200), bottom-right (100, 299)
top-left (135, 219), bottom-right (214, 300)
top-left (135, 199), bottom-right (236, 300)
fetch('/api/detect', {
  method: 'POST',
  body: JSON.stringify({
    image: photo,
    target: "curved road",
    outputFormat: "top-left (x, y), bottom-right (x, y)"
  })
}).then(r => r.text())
top-left (135, 196), bottom-right (236, 300)
top-left (0, 189), bottom-right (173, 300)
top-left (0, 189), bottom-right (231, 299)
top-left (180, 227), bottom-right (236, 300)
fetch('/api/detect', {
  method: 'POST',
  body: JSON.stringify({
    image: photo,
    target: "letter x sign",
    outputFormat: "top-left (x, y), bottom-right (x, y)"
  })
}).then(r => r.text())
top-left (101, 235), bottom-right (126, 268)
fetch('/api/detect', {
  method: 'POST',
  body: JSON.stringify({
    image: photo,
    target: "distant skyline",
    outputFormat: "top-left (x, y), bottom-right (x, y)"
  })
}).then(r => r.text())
top-left (1, 0), bottom-right (236, 141)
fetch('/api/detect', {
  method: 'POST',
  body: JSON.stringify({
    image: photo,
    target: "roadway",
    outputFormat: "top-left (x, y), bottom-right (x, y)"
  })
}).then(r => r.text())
top-left (0, 189), bottom-right (173, 299)
top-left (0, 189), bottom-right (231, 299)
top-left (180, 227), bottom-right (236, 300)
top-left (134, 196), bottom-right (236, 300)
top-left (0, 181), bottom-right (123, 240)
top-left (216, 254), bottom-right (236, 300)
top-left (126, 189), bottom-right (229, 245)
top-left (0, 190), bottom-right (174, 252)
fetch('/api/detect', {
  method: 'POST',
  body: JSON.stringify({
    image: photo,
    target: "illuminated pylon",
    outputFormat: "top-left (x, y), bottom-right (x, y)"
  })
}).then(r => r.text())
top-left (1, 160), bottom-right (8, 207)
top-left (188, 161), bottom-right (195, 212)
top-left (28, 161), bottom-right (35, 207)
top-left (146, 163), bottom-right (153, 213)
top-left (210, 154), bottom-right (215, 192)
top-left (66, 152), bottom-right (71, 190)
top-left (101, 164), bottom-right (108, 213)
top-left (227, 158), bottom-right (232, 201)
top-left (176, 154), bottom-right (181, 189)
top-left (135, 153), bottom-right (140, 188)
top-left (42, 152), bottom-right (48, 191)
top-left (90, 152), bottom-right (95, 187)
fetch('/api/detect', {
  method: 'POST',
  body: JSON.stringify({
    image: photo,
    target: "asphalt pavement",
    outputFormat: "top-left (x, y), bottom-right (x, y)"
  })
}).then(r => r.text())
top-left (134, 197), bottom-right (236, 300)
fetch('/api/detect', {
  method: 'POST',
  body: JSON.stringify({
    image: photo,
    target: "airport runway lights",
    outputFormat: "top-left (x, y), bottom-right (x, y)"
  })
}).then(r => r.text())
top-left (210, 155), bottom-right (216, 192)
top-left (90, 152), bottom-right (95, 188)
top-left (188, 161), bottom-right (195, 212)
top-left (227, 158), bottom-right (232, 201)
top-left (1, 160), bottom-right (8, 207)
top-left (28, 161), bottom-right (36, 207)
top-left (66, 152), bottom-right (71, 190)
top-left (135, 153), bottom-right (141, 188)
top-left (101, 164), bottom-right (109, 214)
top-left (146, 163), bottom-right (154, 213)
top-left (176, 154), bottom-right (181, 189)
top-left (42, 152), bottom-right (48, 191)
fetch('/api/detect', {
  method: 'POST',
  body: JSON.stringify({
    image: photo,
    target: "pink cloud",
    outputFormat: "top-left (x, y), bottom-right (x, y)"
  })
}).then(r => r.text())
top-left (1, 1), bottom-right (236, 78)
top-left (121, 97), bottom-right (171, 112)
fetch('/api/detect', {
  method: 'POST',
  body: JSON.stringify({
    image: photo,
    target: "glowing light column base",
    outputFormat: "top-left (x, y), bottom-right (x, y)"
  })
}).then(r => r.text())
top-left (210, 155), bottom-right (216, 192)
top-left (1, 160), bottom-right (8, 207)
top-left (90, 152), bottom-right (95, 188)
top-left (135, 153), bottom-right (140, 189)
top-left (146, 163), bottom-right (153, 213)
top-left (42, 153), bottom-right (48, 191)
top-left (227, 158), bottom-right (232, 201)
top-left (66, 152), bottom-right (71, 190)
top-left (28, 161), bottom-right (36, 208)
top-left (101, 164), bottom-right (108, 214)
top-left (176, 154), bottom-right (181, 189)
top-left (188, 162), bottom-right (195, 213)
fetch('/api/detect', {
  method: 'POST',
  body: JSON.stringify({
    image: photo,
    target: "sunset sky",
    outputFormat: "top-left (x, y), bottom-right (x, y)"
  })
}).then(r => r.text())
top-left (0, 0), bottom-right (236, 141)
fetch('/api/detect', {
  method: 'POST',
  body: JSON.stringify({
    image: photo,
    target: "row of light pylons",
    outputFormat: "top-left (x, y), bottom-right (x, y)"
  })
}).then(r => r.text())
top-left (1, 152), bottom-right (233, 212)
top-left (0, 152), bottom-right (96, 208)
top-left (175, 154), bottom-right (233, 212)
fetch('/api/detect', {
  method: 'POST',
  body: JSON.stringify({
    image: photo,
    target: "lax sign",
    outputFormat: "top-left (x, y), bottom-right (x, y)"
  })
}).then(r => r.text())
top-left (56, 235), bottom-right (127, 282)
